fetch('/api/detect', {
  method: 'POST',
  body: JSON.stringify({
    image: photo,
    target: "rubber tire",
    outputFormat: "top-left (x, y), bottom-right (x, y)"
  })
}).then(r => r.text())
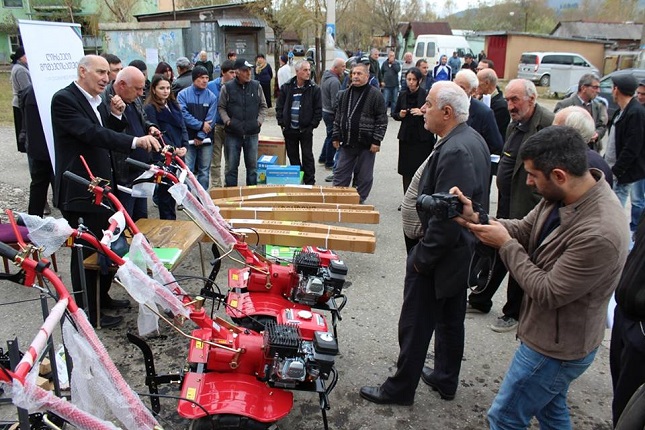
top-left (188, 415), bottom-right (278, 430)
top-left (539, 74), bottom-right (550, 87)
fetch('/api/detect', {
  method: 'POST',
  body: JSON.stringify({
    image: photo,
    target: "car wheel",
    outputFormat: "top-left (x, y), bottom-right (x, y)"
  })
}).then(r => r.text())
top-left (539, 74), bottom-right (550, 87)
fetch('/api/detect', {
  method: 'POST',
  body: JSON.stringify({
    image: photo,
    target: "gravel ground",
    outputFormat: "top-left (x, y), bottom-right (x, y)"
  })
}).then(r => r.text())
top-left (0, 96), bottom-right (622, 430)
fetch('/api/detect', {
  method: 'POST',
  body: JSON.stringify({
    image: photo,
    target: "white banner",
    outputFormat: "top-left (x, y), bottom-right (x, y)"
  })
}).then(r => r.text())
top-left (18, 20), bottom-right (85, 169)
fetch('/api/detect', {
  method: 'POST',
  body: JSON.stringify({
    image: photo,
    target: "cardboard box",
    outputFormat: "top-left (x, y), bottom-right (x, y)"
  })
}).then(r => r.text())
top-left (264, 244), bottom-right (302, 261)
top-left (258, 135), bottom-right (286, 164)
top-left (266, 165), bottom-right (301, 185)
top-left (257, 155), bottom-right (278, 184)
top-left (210, 185), bottom-right (359, 199)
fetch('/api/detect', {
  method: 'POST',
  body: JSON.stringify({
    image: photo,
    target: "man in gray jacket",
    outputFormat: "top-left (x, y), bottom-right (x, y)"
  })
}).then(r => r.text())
top-left (454, 126), bottom-right (629, 429)
top-left (318, 58), bottom-right (346, 170)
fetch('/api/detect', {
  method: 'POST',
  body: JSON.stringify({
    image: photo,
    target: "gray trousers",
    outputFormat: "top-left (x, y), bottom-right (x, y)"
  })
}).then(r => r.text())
top-left (332, 145), bottom-right (376, 203)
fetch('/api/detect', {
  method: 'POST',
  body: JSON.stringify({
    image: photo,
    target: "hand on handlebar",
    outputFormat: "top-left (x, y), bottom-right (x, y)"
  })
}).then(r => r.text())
top-left (136, 135), bottom-right (161, 152)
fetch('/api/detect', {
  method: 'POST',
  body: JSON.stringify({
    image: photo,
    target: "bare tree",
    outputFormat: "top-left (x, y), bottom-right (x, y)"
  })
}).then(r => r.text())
top-left (371, 0), bottom-right (402, 50)
top-left (100, 0), bottom-right (139, 22)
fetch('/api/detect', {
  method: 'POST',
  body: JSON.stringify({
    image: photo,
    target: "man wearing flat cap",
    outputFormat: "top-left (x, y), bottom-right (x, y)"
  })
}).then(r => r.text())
top-left (218, 58), bottom-right (268, 186)
top-left (605, 73), bottom-right (645, 232)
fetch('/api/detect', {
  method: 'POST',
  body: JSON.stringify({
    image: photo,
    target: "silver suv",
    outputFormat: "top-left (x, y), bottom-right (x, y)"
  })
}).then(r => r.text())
top-left (518, 52), bottom-right (599, 86)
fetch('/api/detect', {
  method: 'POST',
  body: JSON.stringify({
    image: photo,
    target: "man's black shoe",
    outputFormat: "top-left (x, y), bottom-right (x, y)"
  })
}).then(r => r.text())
top-left (101, 298), bottom-right (131, 310)
top-left (92, 315), bottom-right (123, 329)
top-left (359, 386), bottom-right (413, 406)
top-left (421, 367), bottom-right (456, 400)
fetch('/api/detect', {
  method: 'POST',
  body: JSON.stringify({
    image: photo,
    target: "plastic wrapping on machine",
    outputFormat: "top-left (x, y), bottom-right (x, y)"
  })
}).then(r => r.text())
top-left (63, 314), bottom-right (159, 429)
top-left (18, 213), bottom-right (74, 257)
top-left (116, 260), bottom-right (190, 335)
top-left (168, 183), bottom-right (236, 248)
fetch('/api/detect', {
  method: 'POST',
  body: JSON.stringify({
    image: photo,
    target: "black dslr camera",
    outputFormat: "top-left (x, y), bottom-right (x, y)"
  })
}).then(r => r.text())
top-left (416, 192), bottom-right (463, 221)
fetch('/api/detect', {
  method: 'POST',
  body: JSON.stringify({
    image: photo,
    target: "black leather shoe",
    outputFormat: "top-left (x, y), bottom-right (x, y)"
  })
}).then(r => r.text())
top-left (421, 367), bottom-right (456, 400)
top-left (92, 315), bottom-right (123, 329)
top-left (101, 297), bottom-right (131, 310)
top-left (359, 386), bottom-right (413, 406)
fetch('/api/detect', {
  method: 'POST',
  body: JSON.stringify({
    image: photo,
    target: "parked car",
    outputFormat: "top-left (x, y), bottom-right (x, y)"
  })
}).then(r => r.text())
top-left (518, 51), bottom-right (599, 87)
top-left (564, 68), bottom-right (645, 118)
top-left (293, 45), bottom-right (305, 56)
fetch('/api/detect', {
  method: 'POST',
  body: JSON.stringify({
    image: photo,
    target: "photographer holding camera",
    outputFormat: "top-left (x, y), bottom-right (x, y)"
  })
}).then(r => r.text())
top-left (360, 81), bottom-right (490, 405)
top-left (452, 125), bottom-right (629, 429)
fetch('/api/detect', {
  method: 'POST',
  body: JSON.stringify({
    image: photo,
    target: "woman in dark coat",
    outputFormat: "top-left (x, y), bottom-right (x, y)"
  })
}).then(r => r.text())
top-left (144, 74), bottom-right (188, 220)
top-left (254, 53), bottom-right (274, 108)
top-left (392, 67), bottom-right (436, 193)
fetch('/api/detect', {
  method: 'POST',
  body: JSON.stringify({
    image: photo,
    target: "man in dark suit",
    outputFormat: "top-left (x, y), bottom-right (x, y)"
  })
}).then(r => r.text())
top-left (554, 73), bottom-right (607, 151)
top-left (102, 66), bottom-right (160, 222)
top-left (359, 81), bottom-right (490, 404)
top-left (52, 54), bottom-right (160, 328)
top-left (477, 68), bottom-right (510, 142)
top-left (454, 69), bottom-right (503, 155)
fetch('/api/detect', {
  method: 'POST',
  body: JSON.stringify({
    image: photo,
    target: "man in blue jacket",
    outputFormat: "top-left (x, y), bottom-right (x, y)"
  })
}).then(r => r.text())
top-left (178, 66), bottom-right (218, 189)
top-left (276, 60), bottom-right (322, 185)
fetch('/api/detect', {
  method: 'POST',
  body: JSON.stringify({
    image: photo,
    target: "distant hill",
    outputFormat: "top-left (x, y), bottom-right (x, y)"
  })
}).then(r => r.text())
top-left (548, 0), bottom-right (645, 12)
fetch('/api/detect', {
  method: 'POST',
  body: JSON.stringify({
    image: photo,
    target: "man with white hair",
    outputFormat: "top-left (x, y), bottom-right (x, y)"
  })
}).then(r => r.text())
top-left (318, 57), bottom-right (346, 171)
top-left (454, 69), bottom-right (503, 155)
top-left (553, 106), bottom-right (612, 186)
top-left (467, 79), bottom-right (554, 333)
top-left (359, 81), bottom-right (490, 405)
top-left (554, 73), bottom-right (607, 151)
top-left (52, 55), bottom-right (161, 328)
top-left (477, 68), bottom-right (510, 140)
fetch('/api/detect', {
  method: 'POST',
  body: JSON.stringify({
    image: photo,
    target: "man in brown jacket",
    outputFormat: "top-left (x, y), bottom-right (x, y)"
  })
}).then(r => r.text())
top-left (453, 125), bottom-right (629, 429)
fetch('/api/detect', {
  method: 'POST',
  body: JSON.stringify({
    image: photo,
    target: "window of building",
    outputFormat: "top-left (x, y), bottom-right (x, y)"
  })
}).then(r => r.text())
top-left (3, 0), bottom-right (23, 8)
top-left (8, 35), bottom-right (22, 53)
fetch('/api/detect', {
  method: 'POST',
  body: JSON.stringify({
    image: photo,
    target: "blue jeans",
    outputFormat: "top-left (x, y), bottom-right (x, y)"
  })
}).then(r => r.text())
top-left (185, 142), bottom-right (213, 190)
top-left (488, 343), bottom-right (597, 430)
top-left (382, 86), bottom-right (399, 112)
top-left (318, 111), bottom-right (336, 168)
top-left (224, 134), bottom-right (258, 186)
top-left (614, 179), bottom-right (645, 232)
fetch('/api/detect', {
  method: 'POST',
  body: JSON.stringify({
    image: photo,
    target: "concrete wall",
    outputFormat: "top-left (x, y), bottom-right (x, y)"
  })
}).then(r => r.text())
top-left (499, 34), bottom-right (606, 80)
top-left (100, 21), bottom-right (191, 78)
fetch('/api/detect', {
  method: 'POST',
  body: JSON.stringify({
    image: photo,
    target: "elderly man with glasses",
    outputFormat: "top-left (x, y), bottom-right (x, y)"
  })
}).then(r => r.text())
top-left (554, 73), bottom-right (608, 152)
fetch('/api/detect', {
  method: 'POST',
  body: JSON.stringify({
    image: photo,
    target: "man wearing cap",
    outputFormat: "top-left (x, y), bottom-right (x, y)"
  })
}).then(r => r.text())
top-left (218, 58), bottom-right (268, 186)
top-left (276, 60), bottom-right (322, 185)
top-left (461, 53), bottom-right (478, 72)
top-left (277, 54), bottom-right (292, 89)
top-left (177, 65), bottom-right (218, 189)
top-left (637, 79), bottom-right (645, 106)
top-left (554, 73), bottom-right (608, 151)
top-left (605, 74), bottom-right (645, 232)
top-left (172, 56), bottom-right (193, 96)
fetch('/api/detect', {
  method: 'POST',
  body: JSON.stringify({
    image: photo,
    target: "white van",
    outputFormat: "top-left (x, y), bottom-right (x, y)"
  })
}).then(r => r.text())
top-left (517, 52), bottom-right (599, 87)
top-left (412, 35), bottom-right (473, 66)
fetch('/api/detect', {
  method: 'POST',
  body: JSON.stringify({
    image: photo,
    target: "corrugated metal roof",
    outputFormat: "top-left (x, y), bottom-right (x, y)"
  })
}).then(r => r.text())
top-left (217, 18), bottom-right (265, 28)
top-left (551, 21), bottom-right (642, 40)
